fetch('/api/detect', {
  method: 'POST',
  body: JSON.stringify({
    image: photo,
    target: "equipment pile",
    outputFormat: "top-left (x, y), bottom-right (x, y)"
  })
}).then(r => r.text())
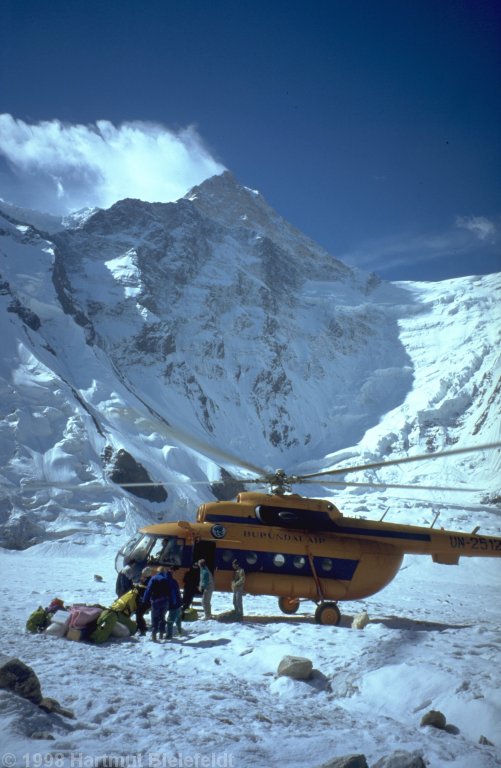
top-left (26, 590), bottom-right (138, 643)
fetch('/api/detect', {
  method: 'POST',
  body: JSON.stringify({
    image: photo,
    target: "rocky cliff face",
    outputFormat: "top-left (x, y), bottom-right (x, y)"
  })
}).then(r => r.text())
top-left (48, 172), bottom-right (414, 460)
top-left (0, 172), bottom-right (499, 548)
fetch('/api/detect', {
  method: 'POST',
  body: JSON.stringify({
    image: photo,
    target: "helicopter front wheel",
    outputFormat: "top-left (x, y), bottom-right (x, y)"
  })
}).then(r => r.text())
top-left (278, 596), bottom-right (300, 615)
top-left (314, 602), bottom-right (341, 626)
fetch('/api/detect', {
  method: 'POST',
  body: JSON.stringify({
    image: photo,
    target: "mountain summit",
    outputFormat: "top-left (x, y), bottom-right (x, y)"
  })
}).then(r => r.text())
top-left (48, 172), bottom-right (407, 456)
top-left (0, 174), bottom-right (499, 547)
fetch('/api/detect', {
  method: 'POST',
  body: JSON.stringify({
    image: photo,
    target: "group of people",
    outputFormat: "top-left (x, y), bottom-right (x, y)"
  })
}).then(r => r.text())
top-left (141, 565), bottom-right (183, 641)
top-left (116, 557), bottom-right (246, 641)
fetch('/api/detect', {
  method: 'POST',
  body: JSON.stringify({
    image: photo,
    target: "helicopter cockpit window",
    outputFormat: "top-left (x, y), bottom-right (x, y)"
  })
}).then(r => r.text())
top-left (293, 556), bottom-right (306, 569)
top-left (115, 534), bottom-right (155, 572)
top-left (130, 535), bottom-right (154, 563)
top-left (245, 552), bottom-right (258, 565)
top-left (151, 536), bottom-right (184, 566)
top-left (115, 533), bottom-right (145, 571)
top-left (118, 533), bottom-right (143, 560)
top-left (321, 558), bottom-right (333, 572)
top-left (273, 554), bottom-right (286, 568)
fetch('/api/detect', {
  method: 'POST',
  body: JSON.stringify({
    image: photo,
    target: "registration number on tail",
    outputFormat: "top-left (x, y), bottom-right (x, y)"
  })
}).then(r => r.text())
top-left (449, 535), bottom-right (501, 551)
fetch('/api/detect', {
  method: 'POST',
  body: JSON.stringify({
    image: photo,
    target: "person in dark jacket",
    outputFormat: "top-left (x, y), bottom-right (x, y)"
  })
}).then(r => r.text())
top-left (143, 567), bottom-right (170, 641)
top-left (134, 566), bottom-right (153, 636)
top-left (182, 563), bottom-right (200, 612)
top-left (165, 567), bottom-right (183, 639)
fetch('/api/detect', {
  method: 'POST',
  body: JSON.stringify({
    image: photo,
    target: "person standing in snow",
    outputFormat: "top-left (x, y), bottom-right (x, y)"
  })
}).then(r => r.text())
top-left (165, 566), bottom-right (183, 639)
top-left (198, 559), bottom-right (215, 619)
top-left (231, 559), bottom-right (245, 620)
top-left (182, 563), bottom-right (200, 612)
top-left (143, 567), bottom-right (170, 641)
top-left (134, 566), bottom-right (153, 636)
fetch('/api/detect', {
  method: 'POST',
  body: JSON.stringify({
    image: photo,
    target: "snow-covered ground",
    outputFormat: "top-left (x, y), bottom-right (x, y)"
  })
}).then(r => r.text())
top-left (1, 530), bottom-right (500, 768)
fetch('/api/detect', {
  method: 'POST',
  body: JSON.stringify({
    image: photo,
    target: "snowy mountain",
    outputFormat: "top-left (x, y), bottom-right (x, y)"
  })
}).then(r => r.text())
top-left (0, 198), bottom-right (95, 234)
top-left (0, 171), bottom-right (500, 550)
top-left (1, 172), bottom-right (500, 768)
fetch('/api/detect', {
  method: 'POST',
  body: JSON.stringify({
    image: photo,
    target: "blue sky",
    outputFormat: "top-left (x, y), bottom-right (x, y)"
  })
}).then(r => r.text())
top-left (1, 0), bottom-right (500, 281)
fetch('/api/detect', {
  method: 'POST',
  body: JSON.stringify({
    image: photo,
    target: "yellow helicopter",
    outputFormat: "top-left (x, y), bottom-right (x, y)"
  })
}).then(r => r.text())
top-left (115, 441), bottom-right (501, 625)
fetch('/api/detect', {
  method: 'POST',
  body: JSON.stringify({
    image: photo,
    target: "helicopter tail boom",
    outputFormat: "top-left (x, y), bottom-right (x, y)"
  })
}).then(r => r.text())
top-left (354, 524), bottom-right (501, 561)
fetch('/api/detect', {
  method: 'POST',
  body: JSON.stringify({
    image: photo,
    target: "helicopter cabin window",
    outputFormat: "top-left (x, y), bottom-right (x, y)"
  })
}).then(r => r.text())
top-left (273, 554), bottom-right (286, 568)
top-left (123, 534), bottom-right (155, 566)
top-left (245, 552), bottom-right (258, 565)
top-left (119, 533), bottom-right (143, 559)
top-left (115, 533), bottom-right (148, 571)
top-left (152, 536), bottom-right (184, 566)
top-left (321, 558), bottom-right (333, 572)
top-left (222, 549), bottom-right (235, 564)
top-left (293, 556), bottom-right (306, 569)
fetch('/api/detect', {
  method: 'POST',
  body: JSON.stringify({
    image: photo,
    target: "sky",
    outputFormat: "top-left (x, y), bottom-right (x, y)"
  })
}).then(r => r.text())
top-left (0, 0), bottom-right (500, 281)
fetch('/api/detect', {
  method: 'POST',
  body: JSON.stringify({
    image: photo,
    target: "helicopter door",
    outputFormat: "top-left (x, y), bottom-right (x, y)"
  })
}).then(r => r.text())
top-left (192, 540), bottom-right (217, 573)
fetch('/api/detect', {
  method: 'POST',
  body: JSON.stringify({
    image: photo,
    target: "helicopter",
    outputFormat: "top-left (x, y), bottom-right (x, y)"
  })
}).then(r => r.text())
top-left (114, 441), bottom-right (501, 625)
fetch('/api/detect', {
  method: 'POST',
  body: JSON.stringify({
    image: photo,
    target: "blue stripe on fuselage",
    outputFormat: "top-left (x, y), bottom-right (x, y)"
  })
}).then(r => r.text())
top-left (204, 513), bottom-right (431, 542)
top-left (214, 549), bottom-right (359, 581)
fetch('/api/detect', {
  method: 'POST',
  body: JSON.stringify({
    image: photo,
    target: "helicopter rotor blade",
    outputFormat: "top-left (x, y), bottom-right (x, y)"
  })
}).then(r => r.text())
top-left (299, 479), bottom-right (483, 493)
top-left (156, 427), bottom-right (266, 477)
top-left (5, 442), bottom-right (498, 496)
top-left (3, 479), bottom-right (221, 494)
top-left (297, 441), bottom-right (501, 480)
top-left (1, 466), bottom-right (268, 495)
top-left (110, 404), bottom-right (267, 477)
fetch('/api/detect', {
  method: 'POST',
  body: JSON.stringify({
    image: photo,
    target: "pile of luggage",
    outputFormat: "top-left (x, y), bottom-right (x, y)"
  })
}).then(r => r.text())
top-left (26, 591), bottom-right (138, 644)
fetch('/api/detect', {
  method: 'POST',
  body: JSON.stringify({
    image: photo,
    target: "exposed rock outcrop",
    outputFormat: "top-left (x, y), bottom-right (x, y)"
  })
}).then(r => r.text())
top-left (0, 655), bottom-right (74, 720)
top-left (277, 655), bottom-right (313, 680)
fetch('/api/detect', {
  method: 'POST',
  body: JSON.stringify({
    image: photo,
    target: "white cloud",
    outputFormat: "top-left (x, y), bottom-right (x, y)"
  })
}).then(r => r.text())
top-left (339, 230), bottom-right (468, 273)
top-left (455, 215), bottom-right (496, 240)
top-left (339, 216), bottom-right (499, 277)
top-left (0, 114), bottom-right (226, 213)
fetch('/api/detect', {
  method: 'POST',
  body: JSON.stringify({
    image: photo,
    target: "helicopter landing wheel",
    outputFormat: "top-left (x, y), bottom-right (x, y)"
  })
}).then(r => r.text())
top-left (315, 602), bottom-right (341, 626)
top-left (278, 596), bottom-right (300, 615)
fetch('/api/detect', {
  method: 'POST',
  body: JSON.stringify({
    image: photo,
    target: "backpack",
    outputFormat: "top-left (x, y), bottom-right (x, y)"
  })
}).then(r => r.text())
top-left (26, 606), bottom-right (51, 633)
top-left (182, 607), bottom-right (199, 622)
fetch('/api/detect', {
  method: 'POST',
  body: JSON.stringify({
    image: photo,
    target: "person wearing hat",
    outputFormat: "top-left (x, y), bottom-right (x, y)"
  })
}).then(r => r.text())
top-left (231, 559), bottom-right (245, 620)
